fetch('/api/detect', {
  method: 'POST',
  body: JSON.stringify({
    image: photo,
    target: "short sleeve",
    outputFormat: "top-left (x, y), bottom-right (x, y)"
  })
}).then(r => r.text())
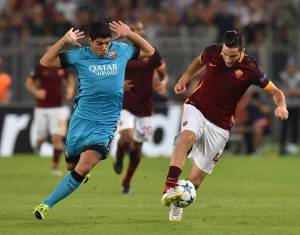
top-left (250, 66), bottom-right (270, 89)
top-left (121, 42), bottom-right (140, 60)
top-left (200, 46), bottom-right (211, 64)
top-left (59, 48), bottom-right (80, 68)
top-left (151, 49), bottom-right (164, 68)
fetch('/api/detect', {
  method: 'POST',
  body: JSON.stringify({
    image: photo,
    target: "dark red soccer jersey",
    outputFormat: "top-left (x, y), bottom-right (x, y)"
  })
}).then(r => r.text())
top-left (186, 44), bottom-right (270, 130)
top-left (122, 49), bottom-right (164, 116)
top-left (32, 64), bottom-right (69, 108)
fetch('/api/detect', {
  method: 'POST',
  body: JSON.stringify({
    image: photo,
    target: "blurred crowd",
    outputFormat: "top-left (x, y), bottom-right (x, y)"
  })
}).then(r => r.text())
top-left (0, 0), bottom-right (300, 155)
top-left (0, 0), bottom-right (299, 46)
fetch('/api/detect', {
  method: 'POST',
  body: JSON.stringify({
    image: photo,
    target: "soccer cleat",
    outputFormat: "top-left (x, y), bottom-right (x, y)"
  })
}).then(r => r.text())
top-left (51, 168), bottom-right (63, 176)
top-left (169, 203), bottom-right (183, 221)
top-left (113, 162), bottom-right (123, 174)
top-left (161, 187), bottom-right (182, 206)
top-left (33, 203), bottom-right (50, 220)
top-left (83, 173), bottom-right (91, 184)
top-left (122, 183), bottom-right (131, 194)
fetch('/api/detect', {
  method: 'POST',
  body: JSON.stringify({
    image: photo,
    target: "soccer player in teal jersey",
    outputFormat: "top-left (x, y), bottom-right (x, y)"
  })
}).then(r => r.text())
top-left (33, 20), bottom-right (154, 220)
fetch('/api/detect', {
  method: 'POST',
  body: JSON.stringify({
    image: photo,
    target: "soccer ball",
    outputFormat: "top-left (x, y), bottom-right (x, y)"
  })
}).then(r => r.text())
top-left (173, 179), bottom-right (196, 208)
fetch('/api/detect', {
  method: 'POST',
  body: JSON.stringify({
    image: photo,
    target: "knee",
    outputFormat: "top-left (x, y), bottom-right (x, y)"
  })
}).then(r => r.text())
top-left (51, 135), bottom-right (63, 148)
top-left (76, 161), bottom-right (93, 176)
top-left (130, 141), bottom-right (142, 155)
top-left (180, 132), bottom-right (197, 146)
top-left (66, 163), bottom-right (75, 171)
top-left (118, 131), bottom-right (132, 146)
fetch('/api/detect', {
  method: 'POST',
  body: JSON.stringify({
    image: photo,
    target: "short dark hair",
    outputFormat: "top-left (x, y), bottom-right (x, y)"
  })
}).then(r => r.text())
top-left (89, 21), bottom-right (111, 41)
top-left (223, 30), bottom-right (244, 50)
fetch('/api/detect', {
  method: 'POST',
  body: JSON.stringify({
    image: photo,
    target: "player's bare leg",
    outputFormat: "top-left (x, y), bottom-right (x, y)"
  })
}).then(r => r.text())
top-left (114, 129), bottom-right (133, 174)
top-left (34, 150), bottom-right (101, 220)
top-left (187, 161), bottom-right (207, 190)
top-left (51, 134), bottom-right (63, 176)
top-left (161, 130), bottom-right (196, 206)
top-left (122, 140), bottom-right (142, 193)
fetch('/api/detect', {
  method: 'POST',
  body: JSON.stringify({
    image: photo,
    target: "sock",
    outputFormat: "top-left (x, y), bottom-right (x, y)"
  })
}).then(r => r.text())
top-left (52, 149), bottom-right (62, 168)
top-left (122, 150), bottom-right (141, 187)
top-left (164, 166), bottom-right (182, 192)
top-left (43, 170), bottom-right (84, 207)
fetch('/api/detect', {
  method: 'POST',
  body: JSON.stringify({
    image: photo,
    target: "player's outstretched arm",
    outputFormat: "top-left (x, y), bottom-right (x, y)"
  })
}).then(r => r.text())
top-left (40, 28), bottom-right (85, 68)
top-left (109, 21), bottom-right (154, 59)
top-left (264, 82), bottom-right (289, 120)
top-left (174, 56), bottom-right (204, 95)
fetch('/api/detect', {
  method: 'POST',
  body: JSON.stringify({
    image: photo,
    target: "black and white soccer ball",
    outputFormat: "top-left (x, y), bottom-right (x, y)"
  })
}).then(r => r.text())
top-left (173, 179), bottom-right (197, 208)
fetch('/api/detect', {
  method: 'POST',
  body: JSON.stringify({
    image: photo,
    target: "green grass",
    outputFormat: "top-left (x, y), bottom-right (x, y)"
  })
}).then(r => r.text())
top-left (0, 154), bottom-right (300, 235)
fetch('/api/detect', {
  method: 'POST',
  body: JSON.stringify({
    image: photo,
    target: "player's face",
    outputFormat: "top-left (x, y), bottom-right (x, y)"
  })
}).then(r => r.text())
top-left (221, 45), bottom-right (243, 67)
top-left (131, 22), bottom-right (145, 37)
top-left (90, 37), bottom-right (111, 57)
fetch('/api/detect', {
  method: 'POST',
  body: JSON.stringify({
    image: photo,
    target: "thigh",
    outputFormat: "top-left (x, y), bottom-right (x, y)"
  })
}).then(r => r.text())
top-left (189, 120), bottom-right (229, 175)
top-left (133, 116), bottom-right (152, 143)
top-left (48, 107), bottom-right (67, 136)
top-left (180, 104), bottom-right (204, 139)
top-left (118, 109), bottom-right (135, 132)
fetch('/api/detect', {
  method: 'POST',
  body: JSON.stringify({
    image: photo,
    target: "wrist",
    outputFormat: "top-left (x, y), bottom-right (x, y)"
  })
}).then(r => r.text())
top-left (278, 103), bottom-right (287, 108)
top-left (60, 37), bottom-right (68, 45)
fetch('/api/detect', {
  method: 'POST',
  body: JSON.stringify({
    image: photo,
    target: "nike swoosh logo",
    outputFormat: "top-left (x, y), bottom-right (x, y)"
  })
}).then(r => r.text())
top-left (209, 62), bottom-right (217, 67)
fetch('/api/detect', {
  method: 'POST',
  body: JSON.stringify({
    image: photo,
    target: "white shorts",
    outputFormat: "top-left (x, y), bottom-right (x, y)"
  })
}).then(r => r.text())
top-left (179, 104), bottom-right (230, 174)
top-left (118, 109), bottom-right (152, 143)
top-left (33, 106), bottom-right (70, 140)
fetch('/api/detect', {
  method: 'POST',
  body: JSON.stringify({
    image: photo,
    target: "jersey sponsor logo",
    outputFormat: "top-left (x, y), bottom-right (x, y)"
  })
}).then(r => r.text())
top-left (234, 69), bottom-right (244, 79)
top-left (89, 64), bottom-right (119, 76)
top-left (209, 62), bottom-right (217, 67)
top-left (109, 51), bottom-right (117, 58)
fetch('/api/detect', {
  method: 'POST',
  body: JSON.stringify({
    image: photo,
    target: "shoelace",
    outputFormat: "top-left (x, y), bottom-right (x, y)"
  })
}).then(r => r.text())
top-left (172, 206), bottom-right (182, 217)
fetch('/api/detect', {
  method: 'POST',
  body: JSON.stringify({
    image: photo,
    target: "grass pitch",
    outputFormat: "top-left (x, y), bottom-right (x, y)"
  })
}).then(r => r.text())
top-left (0, 154), bottom-right (299, 235)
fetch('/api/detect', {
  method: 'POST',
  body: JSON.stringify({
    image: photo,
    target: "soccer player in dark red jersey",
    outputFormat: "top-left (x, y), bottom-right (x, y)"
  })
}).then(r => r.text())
top-left (113, 20), bottom-right (169, 193)
top-left (161, 30), bottom-right (289, 221)
top-left (25, 63), bottom-right (75, 175)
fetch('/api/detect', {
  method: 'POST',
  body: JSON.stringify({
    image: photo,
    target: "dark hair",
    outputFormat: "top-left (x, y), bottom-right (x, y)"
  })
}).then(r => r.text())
top-left (89, 21), bottom-right (111, 41)
top-left (223, 30), bottom-right (244, 50)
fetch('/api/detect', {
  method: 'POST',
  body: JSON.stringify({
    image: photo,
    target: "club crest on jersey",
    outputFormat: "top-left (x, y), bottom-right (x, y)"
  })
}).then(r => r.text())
top-left (109, 51), bottom-right (117, 58)
top-left (234, 69), bottom-right (243, 79)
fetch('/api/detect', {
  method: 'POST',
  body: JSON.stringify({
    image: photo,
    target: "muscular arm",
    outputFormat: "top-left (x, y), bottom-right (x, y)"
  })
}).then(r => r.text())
top-left (40, 28), bottom-right (85, 68)
top-left (153, 63), bottom-right (169, 96)
top-left (25, 76), bottom-right (46, 99)
top-left (174, 55), bottom-right (205, 95)
top-left (126, 31), bottom-right (155, 59)
top-left (109, 21), bottom-right (154, 59)
top-left (264, 81), bottom-right (289, 120)
top-left (64, 72), bottom-right (76, 101)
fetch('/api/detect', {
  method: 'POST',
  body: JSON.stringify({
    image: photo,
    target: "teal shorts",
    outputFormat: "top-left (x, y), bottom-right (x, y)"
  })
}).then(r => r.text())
top-left (65, 115), bottom-right (117, 162)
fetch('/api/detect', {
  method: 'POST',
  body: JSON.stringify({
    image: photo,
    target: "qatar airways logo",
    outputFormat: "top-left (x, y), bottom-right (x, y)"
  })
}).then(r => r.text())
top-left (89, 64), bottom-right (119, 76)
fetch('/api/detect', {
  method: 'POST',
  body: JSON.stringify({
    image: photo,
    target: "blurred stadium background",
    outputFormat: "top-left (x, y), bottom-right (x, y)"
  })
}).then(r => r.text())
top-left (0, 1), bottom-right (300, 235)
top-left (0, 0), bottom-right (300, 157)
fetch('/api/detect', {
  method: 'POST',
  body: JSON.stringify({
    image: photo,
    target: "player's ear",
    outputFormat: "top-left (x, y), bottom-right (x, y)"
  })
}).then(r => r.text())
top-left (88, 37), bottom-right (93, 45)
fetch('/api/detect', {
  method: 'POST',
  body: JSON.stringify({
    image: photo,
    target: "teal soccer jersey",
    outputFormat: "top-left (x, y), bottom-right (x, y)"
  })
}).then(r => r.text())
top-left (59, 41), bottom-right (139, 158)
top-left (59, 41), bottom-right (139, 122)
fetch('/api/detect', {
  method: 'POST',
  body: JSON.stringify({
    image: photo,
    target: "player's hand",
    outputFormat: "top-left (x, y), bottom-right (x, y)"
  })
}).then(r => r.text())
top-left (275, 105), bottom-right (289, 120)
top-left (124, 80), bottom-right (134, 92)
top-left (109, 21), bottom-right (131, 40)
top-left (36, 89), bottom-right (46, 100)
top-left (62, 28), bottom-right (85, 47)
top-left (174, 81), bottom-right (187, 95)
